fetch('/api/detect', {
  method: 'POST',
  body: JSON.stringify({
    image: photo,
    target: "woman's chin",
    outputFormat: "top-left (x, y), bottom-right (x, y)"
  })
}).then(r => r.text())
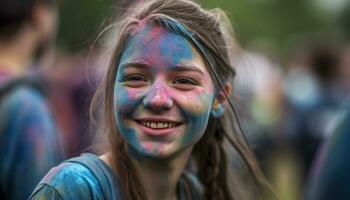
top-left (135, 142), bottom-right (178, 159)
top-left (142, 143), bottom-right (168, 157)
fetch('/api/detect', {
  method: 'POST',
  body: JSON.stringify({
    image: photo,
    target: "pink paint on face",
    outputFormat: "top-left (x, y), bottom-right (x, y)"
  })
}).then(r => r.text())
top-left (114, 23), bottom-right (216, 158)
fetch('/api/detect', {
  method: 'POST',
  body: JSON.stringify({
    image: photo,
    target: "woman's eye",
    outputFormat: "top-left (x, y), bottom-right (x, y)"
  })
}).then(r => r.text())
top-left (173, 78), bottom-right (198, 85)
top-left (126, 76), bottom-right (146, 82)
top-left (121, 75), bottom-right (148, 87)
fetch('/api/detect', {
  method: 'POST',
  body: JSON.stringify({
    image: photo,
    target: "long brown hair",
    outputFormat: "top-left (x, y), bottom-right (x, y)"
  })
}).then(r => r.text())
top-left (91, 0), bottom-right (274, 199)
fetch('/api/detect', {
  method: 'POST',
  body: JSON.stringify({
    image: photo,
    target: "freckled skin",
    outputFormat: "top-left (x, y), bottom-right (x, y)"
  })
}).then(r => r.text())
top-left (114, 24), bottom-right (216, 158)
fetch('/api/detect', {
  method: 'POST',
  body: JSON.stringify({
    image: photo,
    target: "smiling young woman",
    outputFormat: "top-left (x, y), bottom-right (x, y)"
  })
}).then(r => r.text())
top-left (29, 0), bottom-right (274, 200)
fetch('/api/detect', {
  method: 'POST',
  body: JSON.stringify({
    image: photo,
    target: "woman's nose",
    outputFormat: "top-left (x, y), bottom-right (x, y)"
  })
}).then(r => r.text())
top-left (143, 84), bottom-right (174, 111)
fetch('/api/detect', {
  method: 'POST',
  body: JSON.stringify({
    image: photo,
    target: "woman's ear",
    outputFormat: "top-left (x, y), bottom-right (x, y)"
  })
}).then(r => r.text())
top-left (211, 83), bottom-right (232, 118)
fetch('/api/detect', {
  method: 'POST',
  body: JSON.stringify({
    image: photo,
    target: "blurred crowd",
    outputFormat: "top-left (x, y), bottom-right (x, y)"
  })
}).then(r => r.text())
top-left (233, 39), bottom-right (350, 199)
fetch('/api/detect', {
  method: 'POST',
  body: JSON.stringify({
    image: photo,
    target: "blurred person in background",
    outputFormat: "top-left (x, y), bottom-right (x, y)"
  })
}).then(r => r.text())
top-left (0, 0), bottom-right (63, 199)
top-left (234, 51), bottom-right (300, 199)
top-left (304, 43), bottom-right (350, 200)
top-left (282, 39), bottom-right (343, 185)
top-left (234, 51), bottom-right (283, 158)
top-left (42, 53), bottom-right (98, 157)
top-left (305, 96), bottom-right (350, 200)
top-left (338, 45), bottom-right (350, 93)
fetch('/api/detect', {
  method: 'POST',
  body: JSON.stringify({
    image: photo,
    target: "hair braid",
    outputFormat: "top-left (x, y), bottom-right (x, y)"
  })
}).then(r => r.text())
top-left (193, 116), bottom-right (233, 200)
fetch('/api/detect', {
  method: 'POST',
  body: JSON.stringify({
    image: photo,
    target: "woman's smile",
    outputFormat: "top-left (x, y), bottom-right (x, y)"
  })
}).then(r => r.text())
top-left (136, 116), bottom-right (184, 129)
top-left (133, 116), bottom-right (186, 137)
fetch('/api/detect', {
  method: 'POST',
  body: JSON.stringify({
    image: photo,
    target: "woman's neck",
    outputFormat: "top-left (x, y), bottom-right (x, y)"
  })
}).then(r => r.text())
top-left (131, 148), bottom-right (192, 200)
top-left (102, 147), bottom-right (193, 200)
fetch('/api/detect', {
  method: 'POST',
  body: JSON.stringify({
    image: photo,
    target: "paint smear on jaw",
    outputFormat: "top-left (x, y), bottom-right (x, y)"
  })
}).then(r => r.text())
top-left (142, 142), bottom-right (167, 155)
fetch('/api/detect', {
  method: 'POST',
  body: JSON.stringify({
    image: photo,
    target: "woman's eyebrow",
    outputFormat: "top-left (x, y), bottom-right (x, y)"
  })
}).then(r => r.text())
top-left (120, 62), bottom-right (150, 71)
top-left (172, 65), bottom-right (204, 75)
top-left (121, 63), bottom-right (205, 74)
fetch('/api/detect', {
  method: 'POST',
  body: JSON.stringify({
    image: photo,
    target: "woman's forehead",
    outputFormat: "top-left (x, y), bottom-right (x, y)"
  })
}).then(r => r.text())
top-left (119, 23), bottom-right (205, 70)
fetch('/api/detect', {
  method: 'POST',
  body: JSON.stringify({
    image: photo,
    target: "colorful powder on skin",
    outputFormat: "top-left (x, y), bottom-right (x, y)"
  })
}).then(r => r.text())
top-left (113, 23), bottom-right (216, 158)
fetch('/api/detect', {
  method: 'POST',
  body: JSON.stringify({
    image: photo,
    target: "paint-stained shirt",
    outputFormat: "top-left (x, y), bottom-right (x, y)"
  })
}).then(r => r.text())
top-left (30, 153), bottom-right (203, 200)
top-left (0, 82), bottom-right (63, 200)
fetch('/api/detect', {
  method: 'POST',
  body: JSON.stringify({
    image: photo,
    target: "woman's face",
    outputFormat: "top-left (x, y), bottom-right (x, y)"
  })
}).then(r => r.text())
top-left (114, 24), bottom-right (216, 158)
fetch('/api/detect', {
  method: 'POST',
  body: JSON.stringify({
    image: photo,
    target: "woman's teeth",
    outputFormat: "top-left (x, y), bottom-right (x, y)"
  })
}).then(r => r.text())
top-left (140, 121), bottom-right (177, 129)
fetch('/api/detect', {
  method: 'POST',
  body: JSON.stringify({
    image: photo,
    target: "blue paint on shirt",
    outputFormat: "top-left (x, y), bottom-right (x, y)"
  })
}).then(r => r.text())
top-left (30, 153), bottom-right (203, 200)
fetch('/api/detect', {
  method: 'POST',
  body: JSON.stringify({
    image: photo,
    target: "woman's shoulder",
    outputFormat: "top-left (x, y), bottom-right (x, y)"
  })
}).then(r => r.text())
top-left (29, 153), bottom-right (121, 200)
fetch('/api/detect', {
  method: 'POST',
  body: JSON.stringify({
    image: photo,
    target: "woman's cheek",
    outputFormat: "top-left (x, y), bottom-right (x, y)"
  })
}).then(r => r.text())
top-left (114, 86), bottom-right (145, 114)
top-left (177, 90), bottom-right (214, 141)
top-left (177, 91), bottom-right (214, 115)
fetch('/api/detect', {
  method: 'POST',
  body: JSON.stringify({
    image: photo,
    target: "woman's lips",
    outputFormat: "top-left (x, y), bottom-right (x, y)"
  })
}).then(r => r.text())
top-left (135, 119), bottom-right (184, 136)
top-left (137, 120), bottom-right (180, 129)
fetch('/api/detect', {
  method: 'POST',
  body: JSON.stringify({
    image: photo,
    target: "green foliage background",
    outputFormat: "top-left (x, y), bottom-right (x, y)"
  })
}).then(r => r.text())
top-left (57, 0), bottom-right (349, 57)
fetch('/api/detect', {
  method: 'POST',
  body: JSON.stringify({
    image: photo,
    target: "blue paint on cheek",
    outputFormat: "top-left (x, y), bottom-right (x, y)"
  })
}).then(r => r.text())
top-left (180, 95), bottom-right (215, 145)
top-left (114, 83), bottom-right (145, 152)
top-left (116, 115), bottom-right (141, 150)
top-left (113, 87), bottom-right (135, 115)
top-left (183, 113), bottom-right (210, 144)
top-left (114, 60), bottom-right (144, 115)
